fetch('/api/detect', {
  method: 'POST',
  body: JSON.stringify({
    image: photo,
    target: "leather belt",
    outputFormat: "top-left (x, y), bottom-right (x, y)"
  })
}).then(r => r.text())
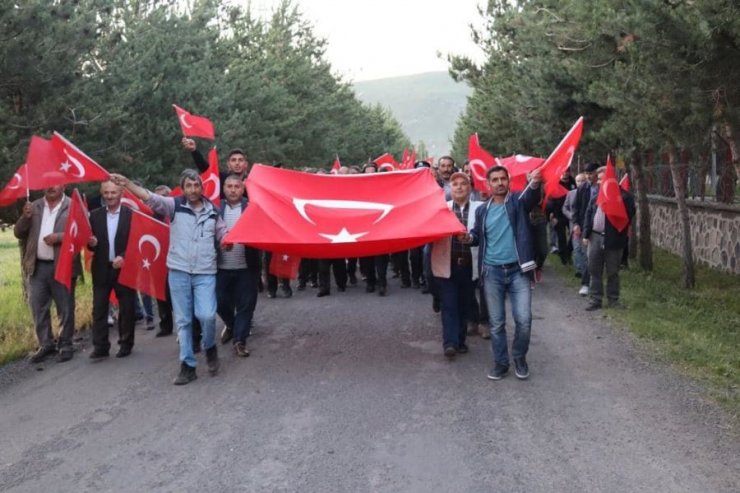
top-left (451, 256), bottom-right (472, 266)
top-left (592, 231), bottom-right (605, 236)
top-left (491, 262), bottom-right (518, 269)
top-left (36, 259), bottom-right (54, 263)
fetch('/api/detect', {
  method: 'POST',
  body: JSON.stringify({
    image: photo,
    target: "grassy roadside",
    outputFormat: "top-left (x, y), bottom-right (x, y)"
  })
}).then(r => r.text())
top-left (0, 229), bottom-right (93, 364)
top-left (548, 247), bottom-right (739, 418)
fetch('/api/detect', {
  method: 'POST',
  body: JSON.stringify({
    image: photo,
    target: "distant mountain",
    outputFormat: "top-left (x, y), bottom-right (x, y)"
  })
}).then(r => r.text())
top-left (353, 71), bottom-right (472, 158)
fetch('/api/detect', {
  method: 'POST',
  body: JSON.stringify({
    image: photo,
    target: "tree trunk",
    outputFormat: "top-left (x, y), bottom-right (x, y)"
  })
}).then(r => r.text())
top-left (721, 120), bottom-right (738, 203)
top-left (630, 151), bottom-right (653, 271)
top-left (666, 145), bottom-right (694, 289)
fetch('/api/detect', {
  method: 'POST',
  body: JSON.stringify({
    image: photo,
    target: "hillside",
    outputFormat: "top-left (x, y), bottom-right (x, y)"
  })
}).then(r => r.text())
top-left (353, 71), bottom-right (471, 157)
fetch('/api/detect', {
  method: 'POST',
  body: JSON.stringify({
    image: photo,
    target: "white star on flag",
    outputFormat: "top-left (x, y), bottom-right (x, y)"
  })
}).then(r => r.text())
top-left (59, 160), bottom-right (72, 172)
top-left (282, 255), bottom-right (289, 262)
top-left (142, 258), bottom-right (151, 270)
top-left (319, 228), bottom-right (367, 243)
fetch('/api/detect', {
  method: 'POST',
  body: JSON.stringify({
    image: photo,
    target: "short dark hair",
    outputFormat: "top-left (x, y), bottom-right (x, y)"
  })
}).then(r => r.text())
top-left (228, 148), bottom-right (246, 159)
top-left (486, 165), bottom-right (509, 180)
top-left (439, 155), bottom-right (455, 166)
top-left (584, 162), bottom-right (599, 173)
top-left (414, 160), bottom-right (431, 169)
top-left (224, 174), bottom-right (243, 185)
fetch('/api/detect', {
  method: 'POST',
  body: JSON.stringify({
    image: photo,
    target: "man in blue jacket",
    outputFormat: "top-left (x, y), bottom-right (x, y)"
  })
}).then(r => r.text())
top-left (466, 166), bottom-right (542, 381)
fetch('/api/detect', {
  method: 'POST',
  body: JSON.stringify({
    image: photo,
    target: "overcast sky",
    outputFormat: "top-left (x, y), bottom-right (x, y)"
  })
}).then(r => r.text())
top-left (241, 0), bottom-right (486, 81)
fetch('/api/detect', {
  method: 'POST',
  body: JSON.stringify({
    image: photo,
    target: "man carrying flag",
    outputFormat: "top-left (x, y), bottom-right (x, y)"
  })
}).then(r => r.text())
top-left (14, 186), bottom-right (80, 363)
top-left (111, 170), bottom-right (227, 385)
top-left (582, 161), bottom-right (636, 311)
top-left (182, 138), bottom-right (249, 199)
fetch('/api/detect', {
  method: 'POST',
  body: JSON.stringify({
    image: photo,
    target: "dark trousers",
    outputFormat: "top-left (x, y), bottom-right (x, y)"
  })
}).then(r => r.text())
top-left (318, 258), bottom-right (347, 291)
top-left (299, 258), bottom-right (318, 286)
top-left (361, 255), bottom-right (389, 288)
top-left (216, 268), bottom-right (258, 344)
top-left (554, 222), bottom-right (571, 264)
top-left (346, 258), bottom-right (358, 282)
top-left (264, 252), bottom-right (290, 293)
top-left (392, 250), bottom-right (411, 285)
top-left (91, 266), bottom-right (135, 352)
top-left (156, 282), bottom-right (173, 335)
top-left (29, 260), bottom-right (76, 350)
top-left (435, 264), bottom-right (474, 349)
top-left (409, 247), bottom-right (424, 285)
top-left (587, 234), bottom-right (622, 304)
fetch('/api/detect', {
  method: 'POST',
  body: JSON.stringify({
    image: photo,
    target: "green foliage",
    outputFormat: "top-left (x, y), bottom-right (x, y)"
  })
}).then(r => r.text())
top-left (0, 0), bottom-right (410, 221)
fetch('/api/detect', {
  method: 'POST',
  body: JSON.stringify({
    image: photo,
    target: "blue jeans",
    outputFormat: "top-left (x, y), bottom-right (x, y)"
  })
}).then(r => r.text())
top-left (216, 268), bottom-right (258, 344)
top-left (169, 270), bottom-right (217, 368)
top-left (434, 264), bottom-right (474, 349)
top-left (482, 264), bottom-right (532, 367)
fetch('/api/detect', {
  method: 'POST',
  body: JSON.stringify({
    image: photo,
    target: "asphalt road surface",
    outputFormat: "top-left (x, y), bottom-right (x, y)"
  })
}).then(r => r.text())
top-left (0, 272), bottom-right (738, 492)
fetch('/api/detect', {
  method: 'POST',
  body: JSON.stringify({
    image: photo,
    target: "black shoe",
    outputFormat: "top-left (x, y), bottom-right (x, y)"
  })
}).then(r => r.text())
top-left (365, 284), bottom-right (375, 293)
top-left (378, 285), bottom-right (387, 296)
top-left (267, 292), bottom-right (276, 299)
top-left (29, 346), bottom-right (56, 364)
top-left (297, 282), bottom-right (306, 291)
top-left (173, 362), bottom-right (197, 385)
top-left (421, 286), bottom-right (430, 294)
top-left (281, 286), bottom-right (293, 298)
top-left (444, 346), bottom-right (457, 358)
top-left (514, 357), bottom-right (529, 379)
top-left (457, 343), bottom-right (469, 354)
top-left (220, 326), bottom-right (233, 345)
top-left (89, 349), bottom-right (109, 360)
top-left (487, 364), bottom-right (509, 380)
top-left (348, 275), bottom-right (358, 285)
top-left (317, 289), bottom-right (330, 298)
top-left (337, 285), bottom-right (346, 292)
top-left (585, 301), bottom-right (602, 312)
top-left (205, 346), bottom-right (220, 376)
top-left (56, 348), bottom-right (74, 363)
top-left (309, 281), bottom-right (319, 288)
top-left (411, 280), bottom-right (421, 289)
top-left (432, 296), bottom-right (440, 313)
top-left (400, 281), bottom-right (411, 288)
top-left (116, 347), bottom-right (132, 358)
top-left (155, 330), bottom-right (173, 338)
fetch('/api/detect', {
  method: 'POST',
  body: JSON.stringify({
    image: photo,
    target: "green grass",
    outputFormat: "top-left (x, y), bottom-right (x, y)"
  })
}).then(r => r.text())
top-left (0, 229), bottom-right (93, 364)
top-left (548, 248), bottom-right (740, 418)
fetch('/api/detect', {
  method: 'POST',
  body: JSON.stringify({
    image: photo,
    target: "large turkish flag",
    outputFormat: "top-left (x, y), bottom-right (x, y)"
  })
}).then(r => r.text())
top-left (118, 210), bottom-right (170, 301)
top-left (467, 133), bottom-right (496, 192)
top-left (224, 165), bottom-right (465, 258)
top-left (25, 133), bottom-right (110, 189)
top-left (597, 156), bottom-right (629, 232)
top-left (55, 189), bottom-right (92, 290)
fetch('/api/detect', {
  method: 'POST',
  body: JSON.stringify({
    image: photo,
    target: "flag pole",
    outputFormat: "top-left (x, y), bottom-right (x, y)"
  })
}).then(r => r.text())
top-left (25, 162), bottom-right (29, 201)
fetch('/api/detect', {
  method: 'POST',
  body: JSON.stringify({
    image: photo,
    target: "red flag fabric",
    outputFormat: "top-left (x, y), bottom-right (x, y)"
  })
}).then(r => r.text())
top-left (0, 164), bottom-right (28, 206)
top-left (619, 173), bottom-right (631, 192)
top-left (118, 210), bottom-right (170, 301)
top-left (498, 155), bottom-right (545, 193)
top-left (25, 133), bottom-right (110, 189)
top-left (330, 156), bottom-right (341, 174)
top-left (398, 148), bottom-right (416, 170)
top-left (203, 148), bottom-right (221, 206)
top-left (374, 153), bottom-right (399, 172)
top-left (54, 189), bottom-right (92, 290)
top-left (224, 165), bottom-right (465, 258)
top-left (269, 252), bottom-right (301, 279)
top-left (468, 134), bottom-right (496, 192)
top-left (540, 117), bottom-right (584, 200)
top-left (597, 156), bottom-right (629, 232)
top-left (121, 188), bottom-right (154, 216)
top-left (173, 104), bottom-right (215, 140)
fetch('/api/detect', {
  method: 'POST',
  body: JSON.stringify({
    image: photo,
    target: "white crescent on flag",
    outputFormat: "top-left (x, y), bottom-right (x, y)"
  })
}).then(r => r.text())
top-left (138, 234), bottom-right (162, 261)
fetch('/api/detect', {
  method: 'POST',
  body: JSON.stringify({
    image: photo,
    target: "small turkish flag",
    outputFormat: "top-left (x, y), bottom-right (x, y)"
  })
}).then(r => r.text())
top-left (619, 173), bottom-right (631, 192)
top-left (25, 133), bottom-right (110, 189)
top-left (330, 156), bottom-right (341, 174)
top-left (597, 155), bottom-right (630, 232)
top-left (118, 209), bottom-right (170, 301)
top-left (498, 155), bottom-right (545, 193)
top-left (224, 165), bottom-right (464, 258)
top-left (0, 164), bottom-right (28, 206)
top-left (540, 117), bottom-right (583, 200)
top-left (269, 252), bottom-right (301, 279)
top-left (468, 133), bottom-right (496, 192)
top-left (374, 153), bottom-right (399, 172)
top-left (55, 189), bottom-right (92, 290)
top-left (399, 148), bottom-right (416, 170)
top-left (121, 188), bottom-right (154, 216)
top-left (173, 104), bottom-right (215, 140)
top-left (203, 147), bottom-right (221, 206)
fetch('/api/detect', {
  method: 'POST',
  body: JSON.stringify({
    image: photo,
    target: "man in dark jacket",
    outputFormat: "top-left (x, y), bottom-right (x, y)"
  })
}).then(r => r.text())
top-left (467, 166), bottom-right (542, 381)
top-left (87, 180), bottom-right (136, 359)
top-left (583, 167), bottom-right (636, 311)
top-left (571, 162), bottom-right (600, 296)
top-left (181, 137), bottom-right (249, 199)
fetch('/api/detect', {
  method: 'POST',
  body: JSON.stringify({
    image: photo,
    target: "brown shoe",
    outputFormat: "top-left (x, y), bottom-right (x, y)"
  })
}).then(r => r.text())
top-left (479, 325), bottom-right (490, 339)
top-left (467, 322), bottom-right (479, 336)
top-left (234, 342), bottom-right (250, 358)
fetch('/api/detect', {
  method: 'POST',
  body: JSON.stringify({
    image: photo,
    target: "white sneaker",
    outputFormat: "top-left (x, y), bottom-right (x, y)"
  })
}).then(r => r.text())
top-left (578, 285), bottom-right (589, 296)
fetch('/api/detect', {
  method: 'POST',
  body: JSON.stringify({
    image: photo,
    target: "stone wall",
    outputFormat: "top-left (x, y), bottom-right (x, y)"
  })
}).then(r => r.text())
top-left (646, 196), bottom-right (740, 274)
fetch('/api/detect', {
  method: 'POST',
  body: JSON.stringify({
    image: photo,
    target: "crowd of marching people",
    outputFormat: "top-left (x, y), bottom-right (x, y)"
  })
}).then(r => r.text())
top-left (14, 137), bottom-right (634, 385)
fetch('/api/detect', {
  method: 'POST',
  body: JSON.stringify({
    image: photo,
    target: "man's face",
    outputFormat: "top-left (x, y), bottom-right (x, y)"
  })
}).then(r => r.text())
top-left (597, 171), bottom-right (605, 186)
top-left (450, 177), bottom-right (471, 202)
top-left (182, 178), bottom-right (203, 204)
top-left (438, 159), bottom-right (454, 180)
top-left (364, 166), bottom-right (377, 174)
top-left (462, 164), bottom-right (472, 178)
top-left (44, 185), bottom-right (64, 203)
top-left (100, 181), bottom-right (122, 209)
top-left (585, 170), bottom-right (597, 184)
top-left (223, 178), bottom-right (244, 203)
top-left (228, 153), bottom-right (248, 175)
top-left (575, 174), bottom-right (586, 188)
top-left (488, 170), bottom-right (510, 196)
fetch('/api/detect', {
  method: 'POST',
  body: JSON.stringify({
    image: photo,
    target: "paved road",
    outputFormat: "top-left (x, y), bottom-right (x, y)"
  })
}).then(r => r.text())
top-left (0, 272), bottom-right (737, 492)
